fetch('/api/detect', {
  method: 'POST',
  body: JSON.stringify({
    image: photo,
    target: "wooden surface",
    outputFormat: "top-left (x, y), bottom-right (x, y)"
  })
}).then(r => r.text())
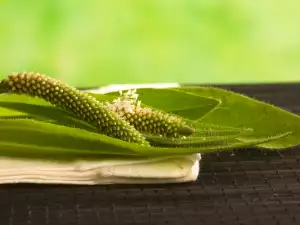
top-left (0, 83), bottom-right (299, 225)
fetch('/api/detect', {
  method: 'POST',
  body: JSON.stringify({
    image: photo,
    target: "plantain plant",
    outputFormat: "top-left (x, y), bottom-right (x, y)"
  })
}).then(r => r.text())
top-left (0, 72), bottom-right (299, 162)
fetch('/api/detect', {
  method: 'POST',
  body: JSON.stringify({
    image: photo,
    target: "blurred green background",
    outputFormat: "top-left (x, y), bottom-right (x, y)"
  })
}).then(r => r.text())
top-left (0, 0), bottom-right (299, 87)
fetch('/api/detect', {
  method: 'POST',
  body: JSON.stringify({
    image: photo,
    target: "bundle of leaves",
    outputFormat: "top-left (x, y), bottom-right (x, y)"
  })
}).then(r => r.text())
top-left (0, 72), bottom-right (299, 162)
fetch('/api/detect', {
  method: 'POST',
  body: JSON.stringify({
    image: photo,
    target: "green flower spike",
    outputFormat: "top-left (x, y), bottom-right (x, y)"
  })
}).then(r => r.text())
top-left (106, 89), bottom-right (195, 138)
top-left (0, 72), bottom-right (150, 146)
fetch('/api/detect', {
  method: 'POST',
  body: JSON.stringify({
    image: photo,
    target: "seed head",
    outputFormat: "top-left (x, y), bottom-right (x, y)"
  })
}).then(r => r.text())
top-left (107, 89), bottom-right (195, 138)
top-left (0, 72), bottom-right (149, 146)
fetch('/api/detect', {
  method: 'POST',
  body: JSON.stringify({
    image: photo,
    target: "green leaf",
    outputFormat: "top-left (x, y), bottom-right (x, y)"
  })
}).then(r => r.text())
top-left (138, 132), bottom-right (291, 155)
top-left (144, 133), bottom-right (247, 148)
top-left (0, 94), bottom-right (100, 132)
top-left (95, 88), bottom-right (221, 120)
top-left (188, 121), bottom-right (254, 136)
top-left (171, 86), bottom-right (300, 149)
top-left (144, 122), bottom-right (253, 147)
top-left (0, 119), bottom-right (290, 161)
top-left (0, 118), bottom-right (144, 160)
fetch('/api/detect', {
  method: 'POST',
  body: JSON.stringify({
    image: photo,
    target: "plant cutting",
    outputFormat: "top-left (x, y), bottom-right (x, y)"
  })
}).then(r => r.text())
top-left (0, 72), bottom-right (299, 185)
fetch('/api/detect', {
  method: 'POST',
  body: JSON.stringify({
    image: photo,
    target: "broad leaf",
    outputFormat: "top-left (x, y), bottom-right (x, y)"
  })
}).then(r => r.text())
top-left (144, 121), bottom-right (253, 148)
top-left (179, 86), bottom-right (300, 149)
top-left (0, 119), bottom-right (141, 160)
top-left (0, 119), bottom-right (290, 161)
top-left (96, 88), bottom-right (220, 120)
top-left (134, 87), bottom-right (300, 149)
top-left (0, 94), bottom-right (99, 132)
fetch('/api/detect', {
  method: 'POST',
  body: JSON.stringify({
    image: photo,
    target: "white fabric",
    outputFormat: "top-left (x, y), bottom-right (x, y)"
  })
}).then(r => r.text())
top-left (0, 83), bottom-right (201, 185)
top-left (0, 154), bottom-right (200, 185)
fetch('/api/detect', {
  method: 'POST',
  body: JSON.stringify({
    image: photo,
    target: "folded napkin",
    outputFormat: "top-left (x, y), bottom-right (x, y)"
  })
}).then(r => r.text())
top-left (0, 154), bottom-right (201, 185)
top-left (0, 83), bottom-right (201, 185)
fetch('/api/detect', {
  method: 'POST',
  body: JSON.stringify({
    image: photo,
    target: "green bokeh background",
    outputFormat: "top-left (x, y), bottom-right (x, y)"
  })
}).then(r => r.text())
top-left (0, 1), bottom-right (299, 87)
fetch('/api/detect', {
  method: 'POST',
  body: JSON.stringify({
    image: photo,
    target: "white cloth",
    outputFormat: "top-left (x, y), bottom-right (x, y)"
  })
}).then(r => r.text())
top-left (0, 154), bottom-right (201, 185)
top-left (0, 83), bottom-right (201, 185)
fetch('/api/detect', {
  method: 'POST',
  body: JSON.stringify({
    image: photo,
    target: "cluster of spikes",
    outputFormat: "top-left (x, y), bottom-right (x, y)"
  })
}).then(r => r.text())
top-left (106, 89), bottom-right (195, 138)
top-left (0, 72), bottom-right (196, 146)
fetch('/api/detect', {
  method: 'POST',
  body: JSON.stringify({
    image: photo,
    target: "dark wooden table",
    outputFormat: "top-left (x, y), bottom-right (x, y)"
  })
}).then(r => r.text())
top-left (0, 83), bottom-right (299, 225)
